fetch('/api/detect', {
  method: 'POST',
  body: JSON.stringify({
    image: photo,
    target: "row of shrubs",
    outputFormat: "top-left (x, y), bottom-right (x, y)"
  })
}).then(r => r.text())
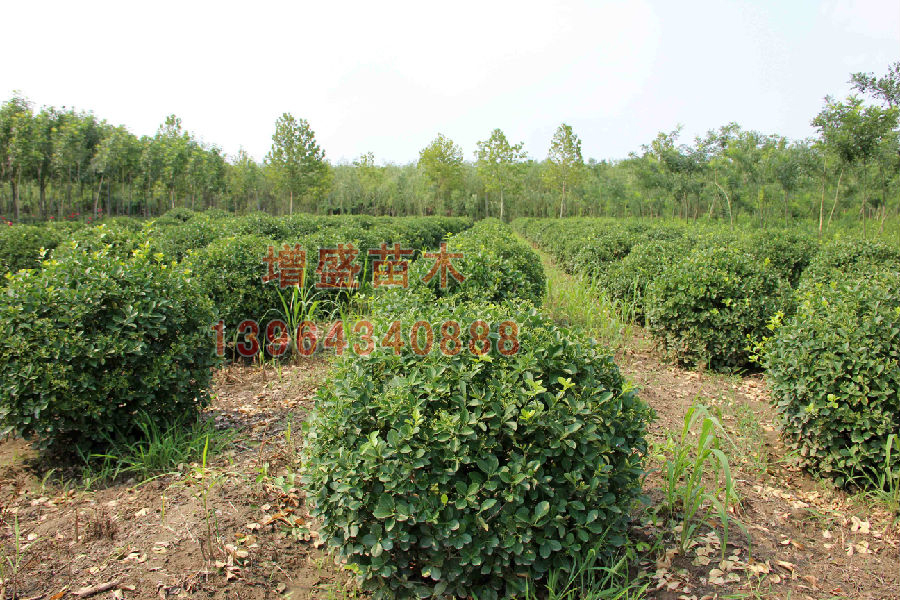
top-left (301, 219), bottom-right (654, 599)
top-left (0, 209), bottom-right (473, 275)
top-left (514, 217), bottom-right (900, 492)
top-left (0, 211), bottom-right (473, 454)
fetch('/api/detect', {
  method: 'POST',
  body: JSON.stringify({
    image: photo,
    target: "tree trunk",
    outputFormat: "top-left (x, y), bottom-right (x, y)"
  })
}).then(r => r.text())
top-left (13, 173), bottom-right (20, 222)
top-left (38, 170), bottom-right (46, 219)
top-left (713, 171), bottom-right (733, 229)
top-left (783, 188), bottom-right (790, 225)
top-left (559, 181), bottom-right (566, 218)
top-left (826, 167), bottom-right (844, 229)
top-left (861, 163), bottom-right (868, 239)
top-left (818, 159), bottom-right (826, 237)
top-left (93, 175), bottom-right (104, 219)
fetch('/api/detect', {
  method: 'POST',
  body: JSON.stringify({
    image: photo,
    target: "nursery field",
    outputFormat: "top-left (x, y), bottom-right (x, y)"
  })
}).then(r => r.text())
top-left (0, 211), bottom-right (897, 600)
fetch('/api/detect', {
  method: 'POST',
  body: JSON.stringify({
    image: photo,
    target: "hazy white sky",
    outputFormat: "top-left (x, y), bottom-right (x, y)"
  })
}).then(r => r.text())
top-left (2, 0), bottom-right (897, 165)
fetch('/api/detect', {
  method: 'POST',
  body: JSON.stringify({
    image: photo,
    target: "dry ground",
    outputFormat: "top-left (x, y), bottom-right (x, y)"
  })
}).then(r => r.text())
top-left (618, 335), bottom-right (899, 600)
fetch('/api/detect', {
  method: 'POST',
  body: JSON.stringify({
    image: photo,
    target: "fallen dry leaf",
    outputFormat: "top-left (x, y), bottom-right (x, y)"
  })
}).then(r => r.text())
top-left (850, 516), bottom-right (871, 535)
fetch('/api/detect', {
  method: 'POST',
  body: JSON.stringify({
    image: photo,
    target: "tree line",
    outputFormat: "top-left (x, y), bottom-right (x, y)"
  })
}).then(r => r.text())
top-left (1, 63), bottom-right (897, 231)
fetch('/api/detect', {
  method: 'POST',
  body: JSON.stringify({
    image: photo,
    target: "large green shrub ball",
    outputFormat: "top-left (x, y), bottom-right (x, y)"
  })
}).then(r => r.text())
top-left (186, 234), bottom-right (282, 330)
top-left (646, 246), bottom-right (791, 371)
top-left (51, 223), bottom-right (155, 261)
top-left (737, 229), bottom-right (819, 287)
top-left (302, 301), bottom-right (652, 600)
top-left (766, 269), bottom-right (900, 488)
top-left (570, 226), bottom-right (638, 279)
top-left (602, 236), bottom-right (695, 321)
top-left (410, 219), bottom-right (546, 305)
top-left (0, 225), bottom-right (62, 274)
top-left (801, 238), bottom-right (900, 284)
top-left (233, 211), bottom-right (291, 240)
top-left (0, 244), bottom-right (218, 453)
top-left (151, 217), bottom-right (226, 260)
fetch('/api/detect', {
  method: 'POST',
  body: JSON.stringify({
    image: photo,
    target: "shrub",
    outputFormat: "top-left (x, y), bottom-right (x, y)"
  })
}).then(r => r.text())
top-left (512, 218), bottom-right (684, 279)
top-left (161, 207), bottom-right (196, 222)
top-left (646, 246), bottom-right (791, 371)
top-left (233, 212), bottom-right (290, 240)
top-left (0, 225), bottom-right (62, 274)
top-left (738, 229), bottom-right (819, 287)
top-left (151, 218), bottom-right (226, 260)
top-left (100, 216), bottom-right (145, 232)
top-left (766, 269), bottom-right (900, 488)
top-left (0, 244), bottom-right (218, 453)
top-left (45, 220), bottom-right (86, 236)
top-left (410, 219), bottom-right (545, 305)
top-left (186, 234), bottom-right (282, 329)
top-left (602, 237), bottom-right (695, 321)
top-left (202, 208), bottom-right (232, 220)
top-left (569, 227), bottom-right (639, 278)
top-left (51, 224), bottom-right (154, 261)
top-left (302, 301), bottom-right (652, 600)
top-left (801, 238), bottom-right (900, 284)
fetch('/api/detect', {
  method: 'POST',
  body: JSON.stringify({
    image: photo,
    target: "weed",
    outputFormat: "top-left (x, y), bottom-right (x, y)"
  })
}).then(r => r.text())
top-left (660, 402), bottom-right (747, 557)
top-left (523, 542), bottom-right (650, 600)
top-left (541, 261), bottom-right (637, 350)
top-left (855, 434), bottom-right (900, 516)
top-left (0, 514), bottom-right (22, 599)
top-left (193, 435), bottom-right (222, 563)
top-left (82, 414), bottom-right (232, 487)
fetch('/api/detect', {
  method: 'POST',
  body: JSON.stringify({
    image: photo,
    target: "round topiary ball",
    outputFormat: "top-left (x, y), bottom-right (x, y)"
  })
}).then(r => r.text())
top-left (602, 236), bottom-right (695, 321)
top-left (737, 229), bottom-right (819, 287)
top-left (301, 301), bottom-right (652, 600)
top-left (51, 223), bottom-right (155, 261)
top-left (186, 234), bottom-right (283, 330)
top-left (0, 225), bottom-right (62, 274)
top-left (409, 219), bottom-right (546, 306)
top-left (801, 237), bottom-right (900, 285)
top-left (645, 245), bottom-right (791, 371)
top-left (0, 244), bottom-right (219, 453)
top-left (766, 268), bottom-right (900, 489)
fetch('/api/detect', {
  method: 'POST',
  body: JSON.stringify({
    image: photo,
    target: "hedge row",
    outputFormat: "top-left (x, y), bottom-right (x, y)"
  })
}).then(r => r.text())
top-left (0, 212), bottom-right (474, 452)
top-left (512, 218), bottom-right (823, 369)
top-left (515, 217), bottom-right (900, 492)
top-left (0, 210), bottom-right (473, 276)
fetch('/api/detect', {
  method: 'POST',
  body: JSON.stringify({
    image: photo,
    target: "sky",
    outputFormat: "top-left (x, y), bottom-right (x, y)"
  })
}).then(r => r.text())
top-left (2, 0), bottom-right (898, 165)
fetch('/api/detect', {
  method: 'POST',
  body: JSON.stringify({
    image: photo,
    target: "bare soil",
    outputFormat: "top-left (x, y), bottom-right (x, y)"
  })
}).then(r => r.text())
top-left (618, 333), bottom-right (899, 600)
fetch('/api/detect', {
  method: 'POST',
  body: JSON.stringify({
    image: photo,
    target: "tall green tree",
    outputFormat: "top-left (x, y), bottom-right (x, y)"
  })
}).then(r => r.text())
top-left (418, 133), bottom-right (464, 214)
top-left (227, 148), bottom-right (264, 212)
top-left (475, 128), bottom-right (526, 220)
top-left (0, 95), bottom-right (34, 221)
top-left (851, 62), bottom-right (900, 108)
top-left (544, 123), bottom-right (584, 218)
top-left (155, 115), bottom-right (190, 210)
top-left (265, 113), bottom-right (330, 215)
top-left (813, 96), bottom-right (899, 233)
